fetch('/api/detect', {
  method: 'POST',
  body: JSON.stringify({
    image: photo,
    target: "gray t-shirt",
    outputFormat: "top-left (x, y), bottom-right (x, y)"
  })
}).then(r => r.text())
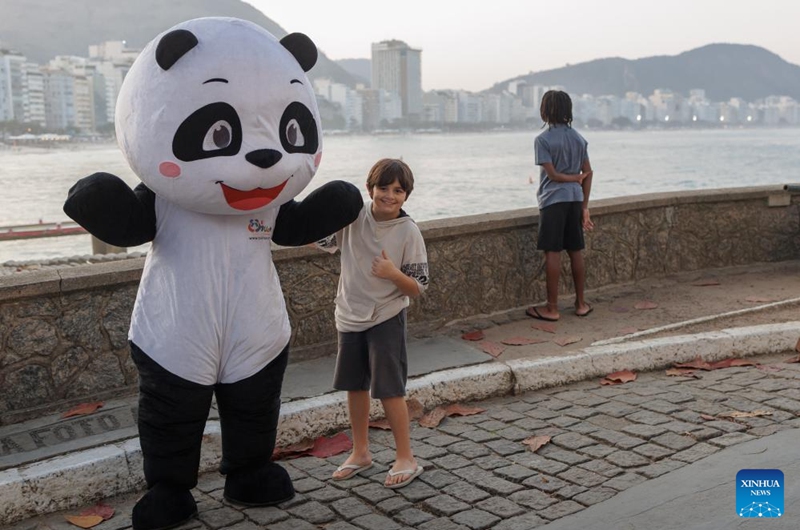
top-left (534, 124), bottom-right (589, 209)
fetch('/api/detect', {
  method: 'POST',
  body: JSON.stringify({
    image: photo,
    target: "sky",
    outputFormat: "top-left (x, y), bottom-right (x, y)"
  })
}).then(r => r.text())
top-left (246, 0), bottom-right (800, 92)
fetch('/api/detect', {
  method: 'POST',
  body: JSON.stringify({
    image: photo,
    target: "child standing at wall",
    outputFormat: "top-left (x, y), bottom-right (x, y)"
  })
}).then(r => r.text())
top-left (527, 90), bottom-right (594, 322)
top-left (317, 158), bottom-right (429, 489)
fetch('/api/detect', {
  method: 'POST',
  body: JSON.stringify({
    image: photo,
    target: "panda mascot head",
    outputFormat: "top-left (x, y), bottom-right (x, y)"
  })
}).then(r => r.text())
top-left (115, 17), bottom-right (321, 215)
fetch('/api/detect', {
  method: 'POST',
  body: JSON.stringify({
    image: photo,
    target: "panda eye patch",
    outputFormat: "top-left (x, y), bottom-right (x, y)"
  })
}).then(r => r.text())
top-left (285, 119), bottom-right (304, 148)
top-left (173, 102), bottom-right (242, 161)
top-left (279, 102), bottom-right (318, 154)
top-left (203, 120), bottom-right (233, 151)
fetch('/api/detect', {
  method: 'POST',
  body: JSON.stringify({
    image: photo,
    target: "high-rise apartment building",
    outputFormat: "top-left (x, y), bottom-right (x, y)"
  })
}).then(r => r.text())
top-left (0, 49), bottom-right (26, 122)
top-left (370, 40), bottom-right (422, 120)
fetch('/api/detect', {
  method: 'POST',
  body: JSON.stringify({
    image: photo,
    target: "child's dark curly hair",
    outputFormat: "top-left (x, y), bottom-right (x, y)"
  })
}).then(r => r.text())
top-left (540, 90), bottom-right (573, 127)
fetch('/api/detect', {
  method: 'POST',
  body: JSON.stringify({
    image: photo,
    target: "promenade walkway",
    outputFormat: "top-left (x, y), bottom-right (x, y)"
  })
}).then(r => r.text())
top-left (3, 260), bottom-right (800, 529)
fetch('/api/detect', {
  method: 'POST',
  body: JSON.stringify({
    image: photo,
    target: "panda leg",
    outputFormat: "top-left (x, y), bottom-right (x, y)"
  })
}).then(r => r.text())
top-left (216, 345), bottom-right (295, 506)
top-left (130, 343), bottom-right (214, 530)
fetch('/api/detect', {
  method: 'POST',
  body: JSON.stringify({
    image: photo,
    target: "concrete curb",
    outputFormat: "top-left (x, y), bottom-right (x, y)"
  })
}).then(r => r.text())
top-left (1, 321), bottom-right (798, 525)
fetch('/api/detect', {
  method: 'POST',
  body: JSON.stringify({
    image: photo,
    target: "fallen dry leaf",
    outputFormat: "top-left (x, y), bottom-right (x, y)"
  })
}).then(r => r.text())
top-left (272, 438), bottom-right (315, 460)
top-left (708, 358), bottom-right (758, 370)
top-left (553, 336), bottom-right (582, 347)
top-left (501, 336), bottom-right (546, 346)
top-left (757, 365), bottom-right (783, 373)
top-left (691, 279), bottom-right (721, 287)
top-left (522, 435), bottom-right (551, 452)
top-left (674, 356), bottom-right (713, 371)
top-left (634, 300), bottom-right (659, 310)
top-left (619, 327), bottom-right (639, 335)
top-left (531, 322), bottom-right (557, 334)
top-left (308, 432), bottom-right (353, 458)
top-left (444, 404), bottom-right (485, 417)
top-left (65, 515), bottom-right (104, 529)
top-left (600, 370), bottom-right (637, 386)
top-left (461, 330), bottom-right (485, 341)
top-left (699, 414), bottom-right (716, 421)
top-left (62, 402), bottom-right (104, 419)
top-left (479, 341), bottom-right (506, 358)
top-left (79, 504), bottom-right (114, 521)
top-left (744, 296), bottom-right (776, 303)
top-left (368, 419), bottom-right (391, 430)
top-left (419, 407), bottom-right (448, 428)
top-left (407, 398), bottom-right (424, 420)
top-left (718, 410), bottom-right (773, 419)
top-left (784, 355), bottom-right (800, 364)
top-left (665, 368), bottom-right (700, 378)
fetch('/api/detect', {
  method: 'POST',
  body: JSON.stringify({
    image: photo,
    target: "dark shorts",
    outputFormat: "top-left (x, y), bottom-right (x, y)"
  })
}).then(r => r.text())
top-left (537, 201), bottom-right (585, 252)
top-left (333, 309), bottom-right (408, 399)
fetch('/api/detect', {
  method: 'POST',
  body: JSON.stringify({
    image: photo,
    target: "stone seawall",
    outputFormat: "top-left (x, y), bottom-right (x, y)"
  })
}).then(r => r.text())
top-left (1, 186), bottom-right (798, 425)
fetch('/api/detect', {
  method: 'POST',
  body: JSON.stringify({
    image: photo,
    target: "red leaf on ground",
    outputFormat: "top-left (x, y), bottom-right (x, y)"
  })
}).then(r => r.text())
top-left (368, 419), bottom-right (391, 430)
top-left (603, 370), bottom-right (637, 385)
top-left (309, 432), bottom-right (353, 458)
top-left (271, 438), bottom-right (315, 460)
top-left (665, 368), bottom-right (699, 378)
top-left (634, 300), bottom-right (659, 310)
top-left (501, 336), bottom-right (547, 346)
top-left (674, 356), bottom-right (713, 371)
top-left (419, 407), bottom-right (448, 428)
top-left (744, 296), bottom-right (776, 303)
top-left (553, 336), bottom-right (582, 347)
top-left (461, 330), bottom-right (485, 341)
top-left (531, 322), bottom-right (557, 334)
top-left (691, 279), bottom-right (721, 286)
top-left (784, 355), bottom-right (800, 364)
top-left (708, 358), bottom-right (758, 370)
top-left (65, 515), bottom-right (104, 529)
top-left (79, 504), bottom-right (114, 521)
top-left (619, 327), bottom-right (639, 335)
top-left (407, 398), bottom-right (424, 420)
top-left (444, 404), bottom-right (485, 417)
top-left (757, 364), bottom-right (783, 373)
top-left (522, 435), bottom-right (551, 452)
top-left (479, 341), bottom-right (506, 357)
top-left (62, 402), bottom-right (104, 419)
top-left (699, 414), bottom-right (716, 421)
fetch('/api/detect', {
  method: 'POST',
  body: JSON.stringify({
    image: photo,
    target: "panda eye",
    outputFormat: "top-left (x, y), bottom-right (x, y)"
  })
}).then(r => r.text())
top-left (285, 119), bottom-right (305, 147)
top-left (203, 120), bottom-right (233, 151)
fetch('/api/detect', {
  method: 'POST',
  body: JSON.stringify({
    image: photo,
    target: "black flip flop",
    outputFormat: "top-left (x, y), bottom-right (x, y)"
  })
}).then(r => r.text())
top-left (575, 304), bottom-right (593, 317)
top-left (526, 306), bottom-right (559, 322)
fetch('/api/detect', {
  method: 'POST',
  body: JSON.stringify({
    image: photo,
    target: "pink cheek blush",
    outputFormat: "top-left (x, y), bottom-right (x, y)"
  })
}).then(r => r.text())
top-left (159, 162), bottom-right (181, 178)
top-left (314, 152), bottom-right (322, 168)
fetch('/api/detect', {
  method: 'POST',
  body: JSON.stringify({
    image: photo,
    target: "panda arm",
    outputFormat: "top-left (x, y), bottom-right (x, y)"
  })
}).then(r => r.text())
top-left (63, 172), bottom-right (157, 246)
top-left (272, 180), bottom-right (362, 246)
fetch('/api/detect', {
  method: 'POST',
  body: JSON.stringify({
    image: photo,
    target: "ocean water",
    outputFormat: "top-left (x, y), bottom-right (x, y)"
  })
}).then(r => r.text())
top-left (2, 127), bottom-right (799, 262)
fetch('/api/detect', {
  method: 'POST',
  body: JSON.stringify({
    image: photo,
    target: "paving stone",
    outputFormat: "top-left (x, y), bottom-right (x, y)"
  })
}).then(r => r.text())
top-left (487, 409), bottom-right (527, 422)
top-left (493, 513), bottom-right (546, 530)
top-left (477, 419), bottom-right (509, 431)
top-left (413, 443), bottom-right (450, 459)
top-left (625, 410), bottom-right (673, 425)
top-left (446, 440), bottom-right (491, 458)
top-left (637, 459), bottom-right (688, 478)
top-left (450, 509), bottom-right (501, 530)
top-left (578, 444), bottom-right (617, 458)
top-left (512, 417), bottom-right (551, 431)
top-left (442, 481), bottom-right (492, 503)
top-left (431, 454), bottom-right (473, 470)
top-left (453, 466), bottom-right (524, 495)
top-left (709, 432), bottom-right (758, 447)
top-left (351, 513), bottom-right (402, 530)
top-left (395, 508), bottom-right (435, 526)
top-left (243, 507), bottom-right (290, 525)
top-left (420, 469), bottom-right (461, 489)
top-left (525, 408), bottom-right (561, 420)
top-left (506, 401), bottom-right (537, 413)
top-left (472, 454), bottom-right (512, 470)
top-left (324, 522), bottom-right (360, 530)
top-left (475, 496), bottom-right (526, 518)
top-left (287, 501), bottom-right (336, 524)
top-left (485, 438), bottom-right (526, 456)
top-left (593, 401), bottom-right (640, 417)
top-left (561, 406), bottom-right (599, 419)
top-left (686, 426), bottom-right (722, 440)
top-left (671, 442), bottom-right (721, 462)
top-left (558, 466), bottom-right (607, 487)
top-left (660, 420), bottom-right (706, 434)
top-left (225, 522), bottom-right (260, 530)
top-left (536, 446), bottom-right (591, 465)
top-left (602, 472), bottom-right (648, 491)
top-left (197, 507), bottom-right (245, 528)
top-left (426, 434), bottom-right (463, 447)
top-left (331, 497), bottom-right (373, 520)
top-left (508, 453), bottom-right (569, 474)
top-left (622, 424), bottom-right (669, 439)
top-left (604, 450), bottom-right (650, 468)
top-left (352, 482), bottom-right (397, 503)
top-left (410, 427), bottom-right (439, 439)
top-left (541, 398), bottom-right (573, 410)
top-left (196, 473), bottom-right (226, 493)
top-left (752, 379), bottom-right (800, 392)
top-left (418, 517), bottom-right (470, 530)
top-left (586, 414), bottom-right (634, 431)
top-left (652, 432), bottom-right (697, 450)
top-left (573, 486), bottom-right (618, 505)
top-left (423, 494), bottom-right (471, 516)
top-left (551, 432), bottom-right (596, 450)
top-left (749, 424), bottom-right (792, 436)
top-left (307, 485), bottom-right (349, 502)
top-left (612, 394), bottom-right (652, 405)
top-left (657, 391), bottom-right (695, 404)
top-left (509, 488), bottom-right (558, 509)
top-left (290, 456), bottom-right (329, 471)
top-left (306, 463), bottom-right (344, 481)
top-left (633, 442), bottom-right (674, 459)
top-left (291, 477), bottom-right (326, 493)
top-left (495, 425), bottom-right (532, 441)
top-left (764, 397), bottom-right (800, 413)
top-left (265, 518), bottom-right (317, 530)
top-left (376, 496), bottom-right (412, 515)
top-left (578, 458), bottom-right (624, 477)
top-left (437, 423), bottom-right (478, 436)
top-left (494, 464), bottom-right (538, 482)
top-left (549, 415), bottom-right (581, 427)
top-left (671, 410), bottom-right (709, 424)
top-left (539, 500), bottom-right (584, 520)
top-left (708, 383), bottom-right (744, 393)
top-left (461, 429), bottom-right (500, 443)
top-left (588, 428), bottom-right (646, 449)
top-left (522, 474), bottom-right (569, 493)
top-left (396, 480), bottom-right (439, 502)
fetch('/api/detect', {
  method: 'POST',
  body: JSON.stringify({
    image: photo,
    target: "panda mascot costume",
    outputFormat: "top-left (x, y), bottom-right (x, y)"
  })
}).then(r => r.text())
top-left (64, 18), bottom-right (362, 530)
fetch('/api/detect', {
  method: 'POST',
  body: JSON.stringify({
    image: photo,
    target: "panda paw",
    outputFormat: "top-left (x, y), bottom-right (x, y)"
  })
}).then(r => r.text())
top-left (224, 461), bottom-right (295, 506)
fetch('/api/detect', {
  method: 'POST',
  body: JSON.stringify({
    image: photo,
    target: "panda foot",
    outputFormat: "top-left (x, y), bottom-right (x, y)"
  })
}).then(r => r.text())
top-left (224, 461), bottom-right (296, 506)
top-left (132, 483), bottom-right (197, 530)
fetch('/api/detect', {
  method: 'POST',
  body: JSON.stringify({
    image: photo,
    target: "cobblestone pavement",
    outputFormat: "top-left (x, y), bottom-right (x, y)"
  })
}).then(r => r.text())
top-left (10, 352), bottom-right (800, 530)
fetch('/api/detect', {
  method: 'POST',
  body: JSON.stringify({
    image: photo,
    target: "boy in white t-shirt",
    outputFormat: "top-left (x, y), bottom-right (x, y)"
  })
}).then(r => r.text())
top-left (316, 158), bottom-right (429, 489)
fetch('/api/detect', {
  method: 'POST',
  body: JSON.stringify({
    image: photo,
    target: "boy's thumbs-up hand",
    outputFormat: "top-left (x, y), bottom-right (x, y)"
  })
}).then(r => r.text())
top-left (372, 249), bottom-right (396, 279)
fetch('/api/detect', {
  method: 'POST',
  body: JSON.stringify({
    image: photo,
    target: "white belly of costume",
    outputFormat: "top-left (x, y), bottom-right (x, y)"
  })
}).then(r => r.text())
top-left (129, 200), bottom-right (289, 385)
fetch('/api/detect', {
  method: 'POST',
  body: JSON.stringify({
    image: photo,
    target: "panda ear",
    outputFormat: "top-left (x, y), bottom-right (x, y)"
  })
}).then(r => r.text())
top-left (156, 29), bottom-right (199, 70)
top-left (280, 33), bottom-right (317, 72)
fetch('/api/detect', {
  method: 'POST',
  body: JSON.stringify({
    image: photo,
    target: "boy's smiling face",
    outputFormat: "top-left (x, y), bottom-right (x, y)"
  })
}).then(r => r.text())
top-left (369, 178), bottom-right (407, 221)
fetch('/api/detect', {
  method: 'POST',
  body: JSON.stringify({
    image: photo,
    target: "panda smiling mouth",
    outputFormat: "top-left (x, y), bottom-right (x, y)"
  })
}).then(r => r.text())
top-left (218, 180), bottom-right (289, 211)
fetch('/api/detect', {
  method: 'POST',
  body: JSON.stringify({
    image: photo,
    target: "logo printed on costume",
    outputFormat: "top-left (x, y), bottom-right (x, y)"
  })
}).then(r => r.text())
top-left (736, 469), bottom-right (784, 518)
top-left (247, 218), bottom-right (272, 240)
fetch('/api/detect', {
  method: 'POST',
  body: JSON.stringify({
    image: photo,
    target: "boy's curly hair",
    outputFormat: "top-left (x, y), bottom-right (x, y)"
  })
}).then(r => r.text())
top-left (366, 158), bottom-right (415, 197)
top-left (540, 90), bottom-right (573, 127)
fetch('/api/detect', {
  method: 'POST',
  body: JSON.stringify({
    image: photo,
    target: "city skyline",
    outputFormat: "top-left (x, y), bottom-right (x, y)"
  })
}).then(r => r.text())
top-left (245, 0), bottom-right (800, 92)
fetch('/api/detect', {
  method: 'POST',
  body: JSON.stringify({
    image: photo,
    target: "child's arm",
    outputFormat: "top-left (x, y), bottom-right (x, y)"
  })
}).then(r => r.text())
top-left (580, 158), bottom-right (594, 230)
top-left (371, 250), bottom-right (422, 297)
top-left (540, 163), bottom-right (585, 183)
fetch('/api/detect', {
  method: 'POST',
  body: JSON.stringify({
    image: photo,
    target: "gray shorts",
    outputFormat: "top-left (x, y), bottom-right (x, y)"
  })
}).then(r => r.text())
top-left (333, 309), bottom-right (408, 399)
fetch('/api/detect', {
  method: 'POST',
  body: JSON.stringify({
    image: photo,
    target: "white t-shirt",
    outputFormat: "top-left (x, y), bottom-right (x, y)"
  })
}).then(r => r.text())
top-left (318, 201), bottom-right (429, 332)
top-left (129, 197), bottom-right (290, 385)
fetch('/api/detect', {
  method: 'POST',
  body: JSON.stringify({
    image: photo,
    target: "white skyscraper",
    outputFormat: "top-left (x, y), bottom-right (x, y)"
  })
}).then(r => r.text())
top-left (371, 40), bottom-right (422, 120)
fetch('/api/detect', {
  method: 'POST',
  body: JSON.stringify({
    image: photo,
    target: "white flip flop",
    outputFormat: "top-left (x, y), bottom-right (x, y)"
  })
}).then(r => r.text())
top-left (332, 461), bottom-right (374, 481)
top-left (384, 465), bottom-right (424, 489)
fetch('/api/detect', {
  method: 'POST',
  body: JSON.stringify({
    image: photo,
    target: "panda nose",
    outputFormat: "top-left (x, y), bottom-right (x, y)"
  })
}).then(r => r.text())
top-left (245, 149), bottom-right (283, 168)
